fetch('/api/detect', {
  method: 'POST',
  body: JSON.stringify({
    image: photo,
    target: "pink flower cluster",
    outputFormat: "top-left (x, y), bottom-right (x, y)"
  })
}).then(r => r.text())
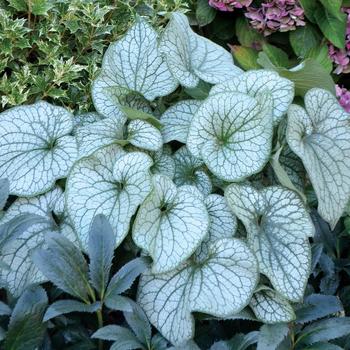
top-left (209, 0), bottom-right (252, 12)
top-left (336, 84), bottom-right (350, 113)
top-left (328, 8), bottom-right (350, 74)
top-left (245, 0), bottom-right (305, 36)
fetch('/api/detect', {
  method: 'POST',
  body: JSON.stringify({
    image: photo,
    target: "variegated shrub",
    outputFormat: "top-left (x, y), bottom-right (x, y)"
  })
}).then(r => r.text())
top-left (0, 11), bottom-right (350, 347)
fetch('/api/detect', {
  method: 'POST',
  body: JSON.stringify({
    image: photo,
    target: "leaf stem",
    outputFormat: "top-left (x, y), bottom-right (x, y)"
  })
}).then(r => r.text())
top-left (97, 309), bottom-right (104, 350)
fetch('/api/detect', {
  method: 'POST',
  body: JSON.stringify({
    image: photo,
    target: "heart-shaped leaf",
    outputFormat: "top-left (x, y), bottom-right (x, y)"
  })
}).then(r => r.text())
top-left (0, 101), bottom-right (77, 196)
top-left (66, 146), bottom-right (153, 250)
top-left (250, 287), bottom-right (295, 323)
top-left (187, 92), bottom-right (273, 181)
top-left (287, 88), bottom-right (350, 228)
top-left (210, 70), bottom-right (294, 125)
top-left (173, 146), bottom-right (212, 196)
top-left (225, 183), bottom-right (314, 301)
top-left (138, 238), bottom-right (258, 345)
top-left (92, 17), bottom-right (177, 119)
top-left (132, 174), bottom-right (209, 274)
top-left (159, 12), bottom-right (242, 88)
top-left (161, 100), bottom-right (202, 143)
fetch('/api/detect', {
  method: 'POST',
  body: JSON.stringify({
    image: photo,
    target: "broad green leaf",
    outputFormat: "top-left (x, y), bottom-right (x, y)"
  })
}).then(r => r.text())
top-left (187, 92), bottom-right (273, 181)
top-left (300, 317), bottom-right (350, 344)
top-left (250, 287), bottom-right (295, 323)
top-left (66, 146), bottom-right (153, 250)
top-left (314, 6), bottom-right (346, 48)
top-left (0, 301), bottom-right (11, 316)
top-left (257, 55), bottom-right (335, 96)
top-left (88, 215), bottom-right (115, 297)
top-left (262, 44), bottom-right (290, 68)
top-left (92, 17), bottom-right (177, 118)
top-left (0, 101), bottom-right (77, 196)
top-left (44, 300), bottom-right (101, 322)
top-left (119, 106), bottom-right (162, 130)
top-left (299, 0), bottom-right (317, 22)
top-left (196, 0), bottom-right (216, 26)
top-left (287, 88), bottom-right (350, 228)
top-left (0, 188), bottom-right (77, 296)
top-left (173, 146), bottom-right (212, 196)
top-left (0, 178), bottom-right (9, 210)
top-left (123, 301), bottom-right (151, 345)
top-left (132, 174), bottom-right (209, 273)
top-left (161, 100), bottom-right (202, 143)
top-left (210, 70), bottom-right (294, 124)
top-left (235, 17), bottom-right (264, 48)
top-left (225, 184), bottom-right (314, 301)
top-left (138, 238), bottom-right (258, 345)
top-left (257, 323), bottom-right (289, 350)
top-left (104, 257), bottom-right (149, 306)
top-left (306, 46), bottom-right (333, 74)
top-left (159, 12), bottom-right (242, 88)
top-left (92, 325), bottom-right (144, 349)
top-left (289, 24), bottom-right (321, 57)
top-left (295, 294), bottom-right (343, 324)
top-left (230, 45), bottom-right (261, 71)
top-left (4, 286), bottom-right (48, 350)
top-left (32, 232), bottom-right (91, 302)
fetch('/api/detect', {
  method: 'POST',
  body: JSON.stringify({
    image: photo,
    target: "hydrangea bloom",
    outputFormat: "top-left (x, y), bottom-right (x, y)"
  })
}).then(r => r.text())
top-left (336, 84), bottom-right (350, 113)
top-left (209, 0), bottom-right (252, 12)
top-left (245, 0), bottom-right (305, 36)
top-left (328, 8), bottom-right (350, 74)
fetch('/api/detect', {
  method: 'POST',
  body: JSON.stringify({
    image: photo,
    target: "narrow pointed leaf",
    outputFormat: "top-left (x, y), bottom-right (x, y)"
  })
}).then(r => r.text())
top-left (4, 286), bottom-right (48, 350)
top-left (133, 174), bottom-right (209, 273)
top-left (88, 214), bottom-right (115, 296)
top-left (0, 101), bottom-right (77, 196)
top-left (250, 287), bottom-right (295, 323)
top-left (66, 146), bottom-right (153, 250)
top-left (210, 70), bottom-right (294, 125)
top-left (287, 88), bottom-right (350, 228)
top-left (105, 295), bottom-right (135, 312)
top-left (173, 146), bottom-right (212, 196)
top-left (92, 325), bottom-right (140, 344)
top-left (161, 100), bottom-right (202, 143)
top-left (92, 17), bottom-right (177, 118)
top-left (225, 183), bottom-right (314, 301)
top-left (257, 323), bottom-right (289, 350)
top-left (159, 12), bottom-right (242, 88)
top-left (138, 238), bottom-right (258, 345)
top-left (187, 92), bottom-right (273, 181)
top-left (44, 300), bottom-right (101, 322)
top-left (32, 232), bottom-right (91, 301)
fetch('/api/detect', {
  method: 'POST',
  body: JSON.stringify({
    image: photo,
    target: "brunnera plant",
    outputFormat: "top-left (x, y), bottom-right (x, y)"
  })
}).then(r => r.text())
top-left (0, 11), bottom-right (350, 347)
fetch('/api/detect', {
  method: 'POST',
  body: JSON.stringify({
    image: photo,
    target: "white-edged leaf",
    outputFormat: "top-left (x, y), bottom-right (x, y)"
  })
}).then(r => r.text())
top-left (128, 120), bottom-right (162, 151)
top-left (0, 178), bottom-right (9, 210)
top-left (257, 323), bottom-right (289, 350)
top-left (43, 300), bottom-right (101, 322)
top-left (92, 17), bottom-right (177, 119)
top-left (88, 214), bottom-right (115, 297)
top-left (66, 146), bottom-right (153, 250)
top-left (4, 286), bottom-right (48, 350)
top-left (32, 232), bottom-right (91, 302)
top-left (138, 238), bottom-right (258, 345)
top-left (159, 12), bottom-right (242, 88)
top-left (187, 92), bottom-right (273, 181)
top-left (195, 194), bottom-right (237, 260)
top-left (250, 287), bottom-right (295, 323)
top-left (132, 174), bottom-right (209, 274)
top-left (0, 188), bottom-right (77, 297)
top-left (210, 70), bottom-right (294, 125)
top-left (0, 101), bottom-right (77, 196)
top-left (161, 100), bottom-right (202, 143)
top-left (287, 88), bottom-right (350, 228)
top-left (225, 183), bottom-right (314, 301)
top-left (173, 146), bottom-right (212, 196)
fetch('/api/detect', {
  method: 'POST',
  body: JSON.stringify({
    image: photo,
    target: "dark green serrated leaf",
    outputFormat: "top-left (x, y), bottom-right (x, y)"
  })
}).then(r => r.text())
top-left (257, 324), bottom-right (289, 350)
top-left (44, 300), bottom-right (101, 322)
top-left (32, 232), bottom-right (92, 302)
top-left (301, 317), bottom-right (350, 344)
top-left (4, 286), bottom-right (48, 350)
top-left (88, 214), bottom-right (115, 298)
